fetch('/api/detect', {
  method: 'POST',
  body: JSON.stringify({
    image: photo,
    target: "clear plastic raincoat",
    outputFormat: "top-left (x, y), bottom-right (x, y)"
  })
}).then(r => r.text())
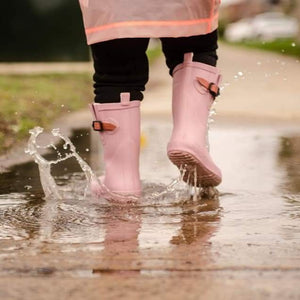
top-left (79, 0), bottom-right (221, 45)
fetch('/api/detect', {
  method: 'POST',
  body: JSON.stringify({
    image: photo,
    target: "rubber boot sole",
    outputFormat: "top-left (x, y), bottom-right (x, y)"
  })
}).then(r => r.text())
top-left (168, 150), bottom-right (221, 187)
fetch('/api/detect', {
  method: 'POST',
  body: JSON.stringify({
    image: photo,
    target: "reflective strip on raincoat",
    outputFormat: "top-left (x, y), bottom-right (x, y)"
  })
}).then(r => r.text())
top-left (79, 0), bottom-right (221, 45)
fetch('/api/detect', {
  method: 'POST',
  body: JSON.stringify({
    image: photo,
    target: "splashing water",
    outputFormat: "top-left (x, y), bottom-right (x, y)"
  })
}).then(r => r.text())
top-left (25, 127), bottom-right (98, 200)
top-left (24, 127), bottom-right (217, 202)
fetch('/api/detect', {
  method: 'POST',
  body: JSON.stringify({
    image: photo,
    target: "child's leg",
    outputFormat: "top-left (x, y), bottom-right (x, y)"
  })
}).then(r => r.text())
top-left (161, 31), bottom-right (222, 187)
top-left (91, 38), bottom-right (150, 103)
top-left (160, 30), bottom-right (218, 75)
top-left (90, 38), bottom-right (149, 200)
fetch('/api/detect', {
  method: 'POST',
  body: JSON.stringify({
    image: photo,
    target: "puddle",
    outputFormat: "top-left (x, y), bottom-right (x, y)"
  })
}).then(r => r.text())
top-left (0, 119), bottom-right (299, 277)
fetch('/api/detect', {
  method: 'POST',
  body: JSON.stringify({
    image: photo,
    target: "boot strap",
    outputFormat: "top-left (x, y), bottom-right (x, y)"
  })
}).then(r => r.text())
top-left (92, 121), bottom-right (116, 132)
top-left (196, 77), bottom-right (220, 99)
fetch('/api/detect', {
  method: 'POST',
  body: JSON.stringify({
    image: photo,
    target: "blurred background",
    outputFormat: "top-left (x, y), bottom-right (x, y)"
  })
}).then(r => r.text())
top-left (220, 0), bottom-right (300, 56)
top-left (1, 0), bottom-right (89, 61)
top-left (0, 0), bottom-right (299, 62)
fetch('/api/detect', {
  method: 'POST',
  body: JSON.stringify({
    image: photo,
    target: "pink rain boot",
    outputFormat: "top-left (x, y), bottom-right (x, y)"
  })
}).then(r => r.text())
top-left (167, 53), bottom-right (222, 187)
top-left (90, 93), bottom-right (141, 201)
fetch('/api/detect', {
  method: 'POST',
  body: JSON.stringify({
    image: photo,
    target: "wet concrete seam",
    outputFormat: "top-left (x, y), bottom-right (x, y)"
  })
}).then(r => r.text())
top-left (2, 266), bottom-right (300, 278)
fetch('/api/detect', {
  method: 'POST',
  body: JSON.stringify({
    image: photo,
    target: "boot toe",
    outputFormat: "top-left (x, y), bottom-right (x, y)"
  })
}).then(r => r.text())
top-left (90, 176), bottom-right (141, 202)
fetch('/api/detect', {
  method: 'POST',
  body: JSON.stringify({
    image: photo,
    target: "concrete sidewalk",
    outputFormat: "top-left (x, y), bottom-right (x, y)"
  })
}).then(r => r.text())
top-left (0, 62), bottom-right (93, 74)
top-left (142, 43), bottom-right (300, 122)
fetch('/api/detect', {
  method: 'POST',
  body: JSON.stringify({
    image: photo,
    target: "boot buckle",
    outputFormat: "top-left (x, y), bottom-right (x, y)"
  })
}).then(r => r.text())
top-left (93, 120), bottom-right (117, 132)
top-left (93, 121), bottom-right (104, 131)
top-left (208, 82), bottom-right (220, 99)
top-left (197, 77), bottom-right (220, 99)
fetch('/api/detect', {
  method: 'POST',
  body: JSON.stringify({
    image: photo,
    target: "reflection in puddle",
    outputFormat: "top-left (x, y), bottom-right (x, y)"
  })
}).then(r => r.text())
top-left (277, 136), bottom-right (300, 240)
top-left (278, 136), bottom-right (300, 193)
top-left (0, 127), bottom-right (219, 248)
top-left (171, 197), bottom-right (221, 245)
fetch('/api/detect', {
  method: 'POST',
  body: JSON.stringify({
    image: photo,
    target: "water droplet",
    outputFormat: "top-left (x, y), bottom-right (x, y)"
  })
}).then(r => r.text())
top-left (210, 109), bottom-right (217, 116)
top-left (234, 75), bottom-right (238, 79)
top-left (52, 128), bottom-right (60, 136)
top-left (85, 148), bottom-right (90, 152)
top-left (238, 71), bottom-right (243, 76)
top-left (291, 42), bottom-right (296, 47)
top-left (24, 185), bottom-right (32, 190)
top-left (61, 104), bottom-right (65, 108)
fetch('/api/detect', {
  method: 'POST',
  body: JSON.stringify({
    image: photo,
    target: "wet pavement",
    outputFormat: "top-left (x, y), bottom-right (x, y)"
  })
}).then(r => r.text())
top-left (0, 118), bottom-right (300, 299)
top-left (1, 44), bottom-right (300, 299)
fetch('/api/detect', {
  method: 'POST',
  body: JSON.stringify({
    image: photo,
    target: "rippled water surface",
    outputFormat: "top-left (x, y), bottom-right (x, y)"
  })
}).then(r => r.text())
top-left (0, 119), bottom-right (299, 276)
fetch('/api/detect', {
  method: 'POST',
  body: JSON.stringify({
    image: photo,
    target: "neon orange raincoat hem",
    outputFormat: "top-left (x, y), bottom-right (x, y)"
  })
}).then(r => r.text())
top-left (79, 0), bottom-right (221, 45)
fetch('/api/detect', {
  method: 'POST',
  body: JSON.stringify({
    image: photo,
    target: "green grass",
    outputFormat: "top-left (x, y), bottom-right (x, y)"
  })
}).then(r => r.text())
top-left (147, 45), bottom-right (162, 63)
top-left (0, 47), bottom-right (162, 155)
top-left (227, 38), bottom-right (300, 58)
top-left (0, 73), bottom-right (93, 154)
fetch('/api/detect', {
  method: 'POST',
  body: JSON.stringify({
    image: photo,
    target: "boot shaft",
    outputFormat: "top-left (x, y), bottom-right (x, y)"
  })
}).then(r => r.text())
top-left (171, 53), bottom-right (222, 146)
top-left (91, 93), bottom-right (141, 194)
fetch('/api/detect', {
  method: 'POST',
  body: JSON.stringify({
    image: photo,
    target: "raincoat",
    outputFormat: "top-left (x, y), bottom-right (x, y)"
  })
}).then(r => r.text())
top-left (79, 0), bottom-right (221, 45)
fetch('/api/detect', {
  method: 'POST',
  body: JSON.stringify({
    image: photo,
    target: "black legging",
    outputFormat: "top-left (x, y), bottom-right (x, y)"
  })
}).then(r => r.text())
top-left (91, 30), bottom-right (218, 103)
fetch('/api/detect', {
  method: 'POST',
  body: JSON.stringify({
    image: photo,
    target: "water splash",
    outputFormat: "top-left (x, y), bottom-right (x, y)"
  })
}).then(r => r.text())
top-left (25, 127), bottom-right (98, 200)
top-left (207, 107), bottom-right (217, 151)
top-left (24, 127), bottom-right (216, 203)
top-left (146, 177), bottom-right (182, 200)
